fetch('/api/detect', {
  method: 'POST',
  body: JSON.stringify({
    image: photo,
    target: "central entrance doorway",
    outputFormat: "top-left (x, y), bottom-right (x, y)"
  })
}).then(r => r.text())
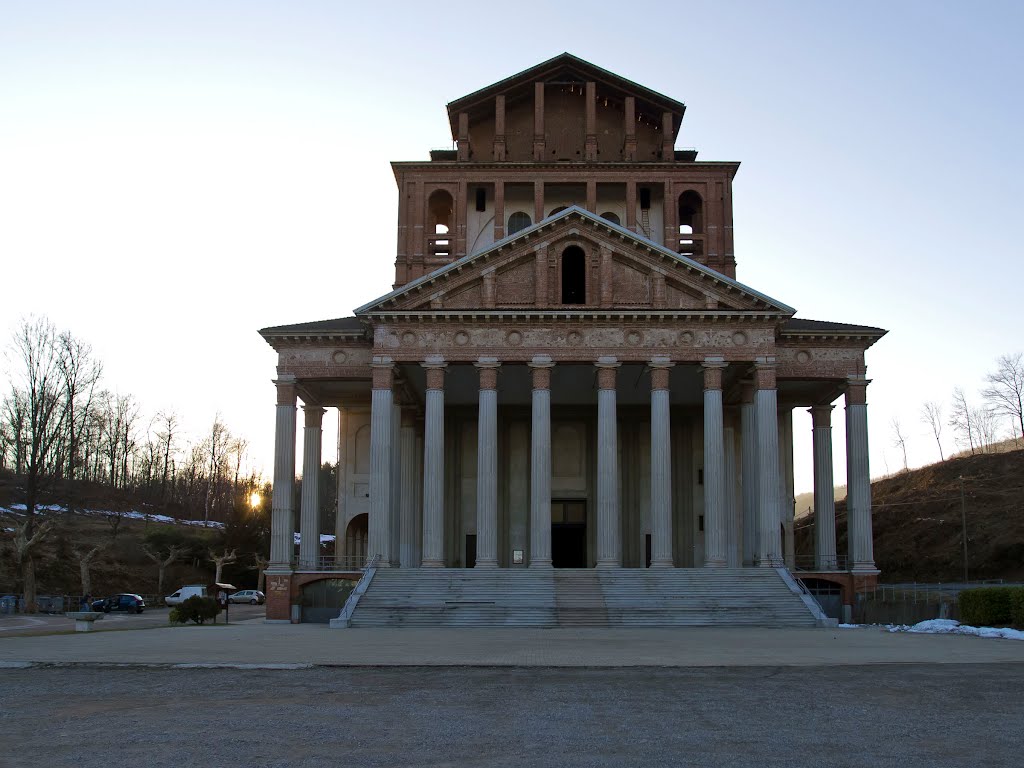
top-left (551, 500), bottom-right (587, 568)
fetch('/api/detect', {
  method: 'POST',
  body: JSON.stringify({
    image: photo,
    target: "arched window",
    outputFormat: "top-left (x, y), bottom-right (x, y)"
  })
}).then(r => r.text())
top-left (549, 206), bottom-right (568, 217)
top-left (561, 246), bottom-right (586, 304)
top-left (428, 190), bottom-right (454, 258)
top-left (678, 190), bottom-right (704, 258)
top-left (507, 211), bottom-right (532, 235)
top-left (599, 211), bottom-right (620, 226)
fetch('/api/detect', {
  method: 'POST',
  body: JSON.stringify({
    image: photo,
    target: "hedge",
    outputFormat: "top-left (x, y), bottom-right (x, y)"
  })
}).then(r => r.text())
top-left (957, 587), bottom-right (1024, 629)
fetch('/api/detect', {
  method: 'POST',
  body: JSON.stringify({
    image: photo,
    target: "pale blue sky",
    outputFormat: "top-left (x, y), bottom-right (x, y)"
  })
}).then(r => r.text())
top-left (1, 1), bottom-right (1021, 493)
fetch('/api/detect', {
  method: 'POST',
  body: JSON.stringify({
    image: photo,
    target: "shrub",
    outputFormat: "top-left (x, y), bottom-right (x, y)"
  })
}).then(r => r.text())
top-left (958, 587), bottom-right (1023, 627)
top-left (168, 595), bottom-right (221, 625)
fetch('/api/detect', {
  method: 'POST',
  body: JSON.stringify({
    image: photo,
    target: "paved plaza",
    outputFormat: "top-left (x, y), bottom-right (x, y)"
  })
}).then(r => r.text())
top-left (4, 663), bottom-right (1024, 768)
top-left (1, 620), bottom-right (1023, 667)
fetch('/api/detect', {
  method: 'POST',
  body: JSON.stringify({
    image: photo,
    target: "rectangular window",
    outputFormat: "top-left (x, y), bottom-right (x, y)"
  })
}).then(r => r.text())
top-left (640, 188), bottom-right (651, 210)
top-left (475, 188), bottom-right (486, 212)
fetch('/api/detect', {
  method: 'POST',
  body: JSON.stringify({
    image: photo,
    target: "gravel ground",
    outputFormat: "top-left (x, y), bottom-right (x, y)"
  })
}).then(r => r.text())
top-left (3, 664), bottom-right (1022, 768)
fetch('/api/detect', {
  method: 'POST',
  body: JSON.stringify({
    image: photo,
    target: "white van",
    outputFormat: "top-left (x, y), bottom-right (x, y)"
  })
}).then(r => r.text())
top-left (165, 585), bottom-right (207, 606)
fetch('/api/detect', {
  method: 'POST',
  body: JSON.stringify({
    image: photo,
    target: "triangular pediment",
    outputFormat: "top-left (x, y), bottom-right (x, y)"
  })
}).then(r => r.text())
top-left (355, 207), bottom-right (795, 318)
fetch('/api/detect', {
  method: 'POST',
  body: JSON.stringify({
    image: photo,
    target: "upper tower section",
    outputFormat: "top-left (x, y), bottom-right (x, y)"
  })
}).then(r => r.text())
top-left (391, 54), bottom-right (739, 289)
top-left (445, 52), bottom-right (687, 164)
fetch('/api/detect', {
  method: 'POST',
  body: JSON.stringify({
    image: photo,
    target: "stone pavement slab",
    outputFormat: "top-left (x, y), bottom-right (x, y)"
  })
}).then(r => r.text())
top-left (1, 622), bottom-right (1022, 667)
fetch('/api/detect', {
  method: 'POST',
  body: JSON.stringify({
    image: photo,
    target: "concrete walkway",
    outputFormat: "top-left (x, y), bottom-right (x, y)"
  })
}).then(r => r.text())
top-left (1, 621), bottom-right (1023, 667)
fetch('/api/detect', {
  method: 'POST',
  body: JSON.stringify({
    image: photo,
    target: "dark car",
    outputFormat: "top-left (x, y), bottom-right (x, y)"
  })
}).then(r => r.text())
top-left (91, 594), bottom-right (146, 614)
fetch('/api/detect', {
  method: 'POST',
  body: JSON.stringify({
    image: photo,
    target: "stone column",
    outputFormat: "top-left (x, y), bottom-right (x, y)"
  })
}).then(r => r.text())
top-left (475, 358), bottom-right (501, 568)
top-left (421, 356), bottom-right (447, 567)
top-left (811, 405), bottom-right (838, 570)
top-left (334, 407), bottom-right (349, 562)
top-left (846, 376), bottom-right (877, 572)
top-left (269, 376), bottom-right (297, 569)
top-left (529, 356), bottom-right (554, 568)
top-left (596, 357), bottom-right (622, 568)
top-left (368, 359), bottom-right (394, 567)
top-left (494, 180), bottom-right (505, 241)
top-left (399, 409), bottom-right (418, 568)
top-left (740, 382), bottom-right (758, 566)
top-left (724, 425), bottom-right (739, 567)
top-left (298, 405), bottom-right (325, 569)
top-left (778, 406), bottom-right (796, 569)
top-left (649, 357), bottom-right (674, 568)
top-left (702, 357), bottom-right (728, 567)
top-left (754, 358), bottom-right (784, 567)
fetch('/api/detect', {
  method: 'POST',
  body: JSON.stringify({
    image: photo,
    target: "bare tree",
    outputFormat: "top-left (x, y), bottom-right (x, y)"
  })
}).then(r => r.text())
top-left (973, 406), bottom-right (1000, 452)
top-left (949, 387), bottom-right (976, 455)
top-left (204, 417), bottom-right (231, 524)
top-left (142, 544), bottom-right (186, 597)
top-left (57, 331), bottom-right (102, 481)
top-left (2, 317), bottom-right (69, 611)
top-left (209, 547), bottom-right (237, 584)
top-left (155, 409), bottom-right (180, 501)
top-left (890, 417), bottom-right (909, 471)
top-left (920, 401), bottom-right (945, 462)
top-left (252, 553), bottom-right (269, 593)
top-left (73, 543), bottom-right (105, 599)
top-left (982, 353), bottom-right (1024, 444)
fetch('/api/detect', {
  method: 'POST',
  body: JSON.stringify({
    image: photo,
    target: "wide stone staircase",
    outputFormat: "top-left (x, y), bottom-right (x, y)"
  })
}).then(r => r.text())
top-left (347, 567), bottom-right (824, 628)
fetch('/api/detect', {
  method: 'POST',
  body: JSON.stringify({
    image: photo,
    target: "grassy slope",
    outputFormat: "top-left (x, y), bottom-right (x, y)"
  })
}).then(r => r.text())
top-left (796, 449), bottom-right (1024, 582)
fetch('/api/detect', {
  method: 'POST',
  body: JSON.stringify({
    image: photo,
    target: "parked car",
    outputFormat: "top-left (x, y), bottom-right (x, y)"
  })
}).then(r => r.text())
top-left (91, 594), bottom-right (146, 614)
top-left (165, 585), bottom-right (207, 606)
top-left (228, 589), bottom-right (265, 605)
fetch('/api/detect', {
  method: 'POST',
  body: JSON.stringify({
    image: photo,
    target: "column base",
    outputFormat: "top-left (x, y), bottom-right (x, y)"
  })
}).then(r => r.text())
top-left (420, 560), bottom-right (445, 568)
top-left (529, 559), bottom-right (552, 569)
top-left (851, 562), bottom-right (880, 574)
top-left (649, 558), bottom-right (674, 568)
top-left (816, 558), bottom-right (839, 571)
top-left (755, 557), bottom-right (785, 568)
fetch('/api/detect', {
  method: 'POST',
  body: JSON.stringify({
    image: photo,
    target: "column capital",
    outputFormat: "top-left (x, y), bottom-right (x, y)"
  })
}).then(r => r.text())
top-left (528, 354), bottom-right (555, 369)
top-left (421, 354), bottom-right (447, 391)
top-left (845, 375), bottom-right (871, 405)
top-left (371, 357), bottom-right (394, 390)
top-left (650, 356), bottom-right (674, 391)
top-left (530, 356), bottom-right (554, 390)
top-left (753, 356), bottom-right (777, 390)
top-left (475, 357), bottom-right (501, 390)
top-left (595, 356), bottom-right (620, 390)
top-left (274, 376), bottom-right (298, 405)
top-left (702, 356), bottom-right (727, 391)
top-left (302, 406), bottom-right (326, 427)
top-left (809, 404), bottom-right (835, 428)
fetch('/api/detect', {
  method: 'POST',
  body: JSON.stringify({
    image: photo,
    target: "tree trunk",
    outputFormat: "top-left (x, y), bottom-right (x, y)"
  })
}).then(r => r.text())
top-left (22, 556), bottom-right (37, 614)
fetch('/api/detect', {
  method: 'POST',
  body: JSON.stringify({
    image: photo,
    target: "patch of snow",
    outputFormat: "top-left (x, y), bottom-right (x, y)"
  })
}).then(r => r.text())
top-left (886, 619), bottom-right (1024, 641)
top-left (292, 533), bottom-right (338, 545)
top-left (837, 623), bottom-right (864, 629)
top-left (0, 504), bottom-right (224, 529)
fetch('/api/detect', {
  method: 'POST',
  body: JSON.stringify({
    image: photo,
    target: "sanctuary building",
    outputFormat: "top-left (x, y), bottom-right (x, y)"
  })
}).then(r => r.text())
top-left (259, 54), bottom-right (886, 625)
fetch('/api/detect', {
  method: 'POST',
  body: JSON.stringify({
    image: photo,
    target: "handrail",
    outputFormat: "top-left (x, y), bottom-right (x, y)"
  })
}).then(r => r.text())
top-left (776, 567), bottom-right (835, 626)
top-left (330, 554), bottom-right (380, 629)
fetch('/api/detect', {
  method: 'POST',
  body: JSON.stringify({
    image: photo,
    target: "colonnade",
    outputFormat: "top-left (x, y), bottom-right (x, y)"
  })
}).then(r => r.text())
top-left (267, 361), bottom-right (876, 574)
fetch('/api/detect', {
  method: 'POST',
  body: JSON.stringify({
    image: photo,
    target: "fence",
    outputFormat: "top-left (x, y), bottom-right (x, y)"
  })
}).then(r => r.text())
top-left (853, 580), bottom-right (1013, 625)
top-left (0, 593), bottom-right (165, 614)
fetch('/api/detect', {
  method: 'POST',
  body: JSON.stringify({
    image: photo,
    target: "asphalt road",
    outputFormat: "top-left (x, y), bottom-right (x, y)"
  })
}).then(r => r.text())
top-left (0, 604), bottom-right (264, 636)
top-left (3, 664), bottom-right (1022, 768)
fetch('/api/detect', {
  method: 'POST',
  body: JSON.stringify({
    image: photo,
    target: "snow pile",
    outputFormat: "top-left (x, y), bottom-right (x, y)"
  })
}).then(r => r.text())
top-left (887, 618), bottom-right (1024, 641)
top-left (0, 504), bottom-right (225, 529)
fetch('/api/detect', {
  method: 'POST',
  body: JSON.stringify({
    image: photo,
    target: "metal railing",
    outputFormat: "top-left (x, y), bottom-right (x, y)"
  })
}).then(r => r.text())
top-left (792, 555), bottom-right (850, 572)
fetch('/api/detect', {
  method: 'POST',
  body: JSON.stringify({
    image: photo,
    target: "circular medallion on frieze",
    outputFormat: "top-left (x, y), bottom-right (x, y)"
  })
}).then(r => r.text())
top-left (732, 331), bottom-right (747, 346)
top-left (507, 330), bottom-right (523, 347)
top-left (332, 350), bottom-right (348, 364)
top-left (567, 331), bottom-right (583, 345)
top-left (455, 331), bottom-right (470, 346)
top-left (627, 331), bottom-right (642, 346)
top-left (679, 331), bottom-right (694, 345)
top-left (401, 331), bottom-right (416, 346)
top-left (796, 350), bottom-right (811, 364)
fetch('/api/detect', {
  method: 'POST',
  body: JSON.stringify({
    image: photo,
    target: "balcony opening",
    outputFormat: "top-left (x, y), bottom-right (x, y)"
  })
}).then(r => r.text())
top-left (678, 190), bottom-right (704, 258)
top-left (561, 246), bottom-right (586, 304)
top-left (507, 211), bottom-right (532, 236)
top-left (428, 189), bottom-right (454, 258)
top-left (599, 211), bottom-right (620, 226)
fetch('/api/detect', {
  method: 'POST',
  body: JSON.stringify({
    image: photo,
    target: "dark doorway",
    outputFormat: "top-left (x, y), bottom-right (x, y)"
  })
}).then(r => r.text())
top-left (561, 246), bottom-right (586, 304)
top-left (551, 500), bottom-right (587, 568)
top-left (466, 534), bottom-right (476, 568)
